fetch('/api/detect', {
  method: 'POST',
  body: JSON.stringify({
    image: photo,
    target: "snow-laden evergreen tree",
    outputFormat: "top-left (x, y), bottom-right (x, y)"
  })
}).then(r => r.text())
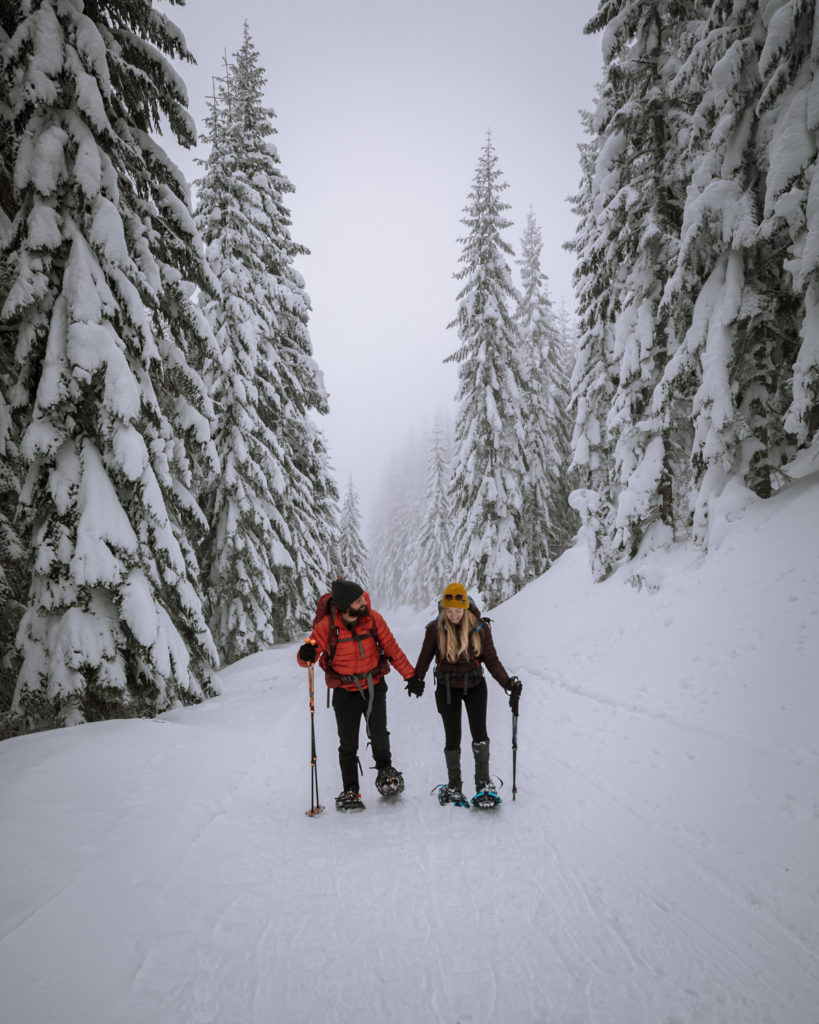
top-left (0, 0), bottom-right (219, 728)
top-left (195, 25), bottom-right (336, 650)
top-left (228, 25), bottom-right (337, 628)
top-left (566, 105), bottom-right (622, 579)
top-left (447, 133), bottom-right (528, 607)
top-left (580, 0), bottom-right (698, 561)
top-left (415, 419), bottom-right (455, 601)
top-left (0, 9), bottom-right (12, 223)
top-left (194, 53), bottom-right (286, 661)
top-left (0, 367), bottom-right (24, 716)
top-left (515, 210), bottom-right (579, 575)
top-left (1, 13), bottom-right (25, 717)
top-left (335, 477), bottom-right (368, 585)
top-left (555, 297), bottom-right (582, 533)
top-left (571, 0), bottom-right (818, 575)
top-left (757, 0), bottom-right (819, 450)
top-left (514, 211), bottom-right (554, 578)
top-left (662, 0), bottom-right (802, 541)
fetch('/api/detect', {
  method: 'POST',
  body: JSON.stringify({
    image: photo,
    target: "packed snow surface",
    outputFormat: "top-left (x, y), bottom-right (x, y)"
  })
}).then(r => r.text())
top-left (1, 476), bottom-right (818, 1024)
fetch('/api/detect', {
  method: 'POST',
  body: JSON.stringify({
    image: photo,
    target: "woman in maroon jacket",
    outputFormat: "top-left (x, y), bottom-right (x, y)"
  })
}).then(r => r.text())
top-left (409, 582), bottom-right (522, 807)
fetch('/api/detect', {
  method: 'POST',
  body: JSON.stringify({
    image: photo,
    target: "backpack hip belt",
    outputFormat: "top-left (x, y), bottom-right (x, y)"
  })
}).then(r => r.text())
top-left (434, 664), bottom-right (483, 704)
top-left (341, 669), bottom-right (378, 738)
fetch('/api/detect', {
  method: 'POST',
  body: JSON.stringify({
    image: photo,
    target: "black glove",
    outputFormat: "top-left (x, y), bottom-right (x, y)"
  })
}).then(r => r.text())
top-left (405, 675), bottom-right (425, 698)
top-left (506, 676), bottom-right (522, 714)
top-left (298, 641), bottom-right (318, 664)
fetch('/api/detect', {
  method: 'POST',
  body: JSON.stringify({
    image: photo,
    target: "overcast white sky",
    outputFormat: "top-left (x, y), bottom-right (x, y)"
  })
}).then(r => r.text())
top-left (164, 0), bottom-right (603, 525)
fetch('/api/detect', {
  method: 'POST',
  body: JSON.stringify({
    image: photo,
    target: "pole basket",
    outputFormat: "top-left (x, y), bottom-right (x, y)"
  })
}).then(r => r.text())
top-left (306, 759), bottom-right (324, 816)
top-left (305, 761), bottom-right (325, 815)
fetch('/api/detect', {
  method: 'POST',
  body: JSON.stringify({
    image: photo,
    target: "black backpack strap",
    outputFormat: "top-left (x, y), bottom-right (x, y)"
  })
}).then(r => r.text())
top-left (350, 671), bottom-right (376, 738)
top-left (373, 623), bottom-right (386, 659)
top-left (333, 626), bottom-right (378, 659)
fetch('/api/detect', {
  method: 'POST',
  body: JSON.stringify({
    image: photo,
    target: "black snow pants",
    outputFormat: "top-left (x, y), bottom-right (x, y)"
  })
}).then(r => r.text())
top-left (435, 677), bottom-right (489, 750)
top-left (332, 681), bottom-right (391, 792)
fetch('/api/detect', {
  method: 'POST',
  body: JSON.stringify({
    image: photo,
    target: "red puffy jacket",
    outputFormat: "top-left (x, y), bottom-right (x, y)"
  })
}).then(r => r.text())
top-left (297, 592), bottom-right (414, 691)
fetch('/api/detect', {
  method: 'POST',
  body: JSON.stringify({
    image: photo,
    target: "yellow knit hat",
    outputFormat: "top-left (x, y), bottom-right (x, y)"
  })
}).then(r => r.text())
top-left (441, 582), bottom-right (469, 609)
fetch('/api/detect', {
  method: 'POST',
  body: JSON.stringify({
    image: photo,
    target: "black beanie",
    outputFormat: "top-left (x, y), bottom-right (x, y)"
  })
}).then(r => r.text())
top-left (331, 579), bottom-right (364, 611)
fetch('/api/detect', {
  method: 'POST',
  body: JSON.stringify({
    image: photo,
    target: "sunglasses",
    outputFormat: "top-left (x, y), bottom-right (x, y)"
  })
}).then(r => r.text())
top-left (443, 592), bottom-right (467, 604)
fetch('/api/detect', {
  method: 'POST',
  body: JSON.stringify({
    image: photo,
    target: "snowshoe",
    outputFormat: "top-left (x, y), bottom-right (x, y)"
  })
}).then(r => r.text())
top-left (335, 790), bottom-right (366, 812)
top-left (471, 779), bottom-right (502, 809)
top-left (437, 783), bottom-right (470, 808)
top-left (375, 767), bottom-right (405, 797)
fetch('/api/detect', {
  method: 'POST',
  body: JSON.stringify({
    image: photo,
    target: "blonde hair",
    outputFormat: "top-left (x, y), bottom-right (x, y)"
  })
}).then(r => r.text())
top-left (437, 609), bottom-right (483, 663)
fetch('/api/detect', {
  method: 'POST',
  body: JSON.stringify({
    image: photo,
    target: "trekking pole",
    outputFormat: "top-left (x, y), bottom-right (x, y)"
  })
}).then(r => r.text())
top-left (306, 664), bottom-right (324, 817)
top-left (512, 711), bottom-right (518, 800)
top-left (509, 679), bottom-right (521, 800)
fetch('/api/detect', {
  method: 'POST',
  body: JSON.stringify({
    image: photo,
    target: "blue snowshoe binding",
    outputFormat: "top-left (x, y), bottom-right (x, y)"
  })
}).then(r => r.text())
top-left (471, 779), bottom-right (502, 808)
top-left (437, 783), bottom-right (470, 807)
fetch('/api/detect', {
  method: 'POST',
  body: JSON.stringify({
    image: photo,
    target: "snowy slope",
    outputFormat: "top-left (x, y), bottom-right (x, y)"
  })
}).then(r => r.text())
top-left (1, 476), bottom-right (818, 1024)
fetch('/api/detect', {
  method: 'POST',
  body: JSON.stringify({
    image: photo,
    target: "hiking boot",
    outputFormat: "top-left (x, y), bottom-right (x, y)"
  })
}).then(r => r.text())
top-left (335, 790), bottom-right (365, 812)
top-left (375, 766), bottom-right (405, 796)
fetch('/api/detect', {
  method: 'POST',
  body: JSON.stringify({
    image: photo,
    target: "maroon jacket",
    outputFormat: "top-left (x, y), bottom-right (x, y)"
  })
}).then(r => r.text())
top-left (414, 611), bottom-right (510, 693)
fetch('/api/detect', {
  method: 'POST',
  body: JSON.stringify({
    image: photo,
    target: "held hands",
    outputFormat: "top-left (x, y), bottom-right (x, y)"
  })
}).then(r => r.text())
top-left (298, 639), bottom-right (318, 664)
top-left (405, 675), bottom-right (425, 698)
top-left (505, 676), bottom-right (523, 714)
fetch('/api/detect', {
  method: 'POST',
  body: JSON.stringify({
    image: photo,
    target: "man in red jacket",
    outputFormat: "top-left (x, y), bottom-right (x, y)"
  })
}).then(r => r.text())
top-left (297, 579), bottom-right (421, 811)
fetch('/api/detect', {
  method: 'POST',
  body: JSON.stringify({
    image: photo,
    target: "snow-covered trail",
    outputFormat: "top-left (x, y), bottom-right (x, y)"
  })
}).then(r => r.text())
top-left (2, 633), bottom-right (817, 1024)
top-left (2, 477), bottom-right (818, 1024)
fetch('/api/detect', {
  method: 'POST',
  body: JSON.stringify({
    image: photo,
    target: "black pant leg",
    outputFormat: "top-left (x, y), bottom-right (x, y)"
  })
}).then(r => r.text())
top-left (367, 681), bottom-right (392, 769)
top-left (462, 679), bottom-right (489, 743)
top-left (332, 687), bottom-right (363, 791)
top-left (435, 684), bottom-right (464, 749)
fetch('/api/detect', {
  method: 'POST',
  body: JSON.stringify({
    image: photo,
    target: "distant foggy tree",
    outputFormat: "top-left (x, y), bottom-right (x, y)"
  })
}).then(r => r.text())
top-left (335, 477), bottom-right (368, 586)
top-left (415, 420), bottom-right (455, 601)
top-left (369, 433), bottom-right (426, 608)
